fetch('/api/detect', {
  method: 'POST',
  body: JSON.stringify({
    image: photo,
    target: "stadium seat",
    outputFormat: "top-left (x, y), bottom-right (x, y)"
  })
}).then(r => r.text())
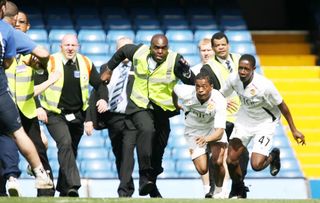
top-left (82, 170), bottom-right (117, 179)
top-left (47, 147), bottom-right (58, 161)
top-left (194, 29), bottom-right (220, 42)
top-left (130, 7), bottom-right (157, 19)
top-left (72, 7), bottom-right (99, 18)
top-left (77, 148), bottom-right (108, 161)
top-left (48, 29), bottom-right (77, 43)
top-left (220, 18), bottom-right (248, 30)
top-left (80, 159), bottom-right (112, 173)
top-left (175, 160), bottom-right (195, 173)
top-left (224, 30), bottom-right (253, 42)
top-left (101, 7), bottom-right (128, 19)
top-left (78, 135), bottom-right (105, 148)
top-left (230, 42), bottom-right (256, 55)
top-left (87, 54), bottom-right (110, 68)
top-left (50, 42), bottom-right (61, 53)
top-left (159, 7), bottom-right (185, 19)
top-left (273, 135), bottom-right (291, 148)
top-left (191, 18), bottom-right (218, 30)
top-left (27, 29), bottom-right (48, 42)
top-left (162, 19), bottom-right (190, 30)
top-left (75, 17), bottom-right (103, 30)
top-left (166, 30), bottom-right (194, 42)
top-left (170, 42), bottom-right (197, 55)
top-left (106, 30), bottom-right (135, 43)
top-left (186, 7), bottom-right (214, 19)
top-left (104, 18), bottom-right (132, 30)
top-left (184, 54), bottom-right (201, 67)
top-left (28, 17), bottom-right (45, 29)
top-left (171, 147), bottom-right (190, 160)
top-left (78, 29), bottom-right (107, 43)
top-left (46, 17), bottom-right (74, 29)
top-left (134, 19), bottom-right (161, 30)
top-left (80, 42), bottom-right (109, 56)
top-left (135, 29), bottom-right (163, 44)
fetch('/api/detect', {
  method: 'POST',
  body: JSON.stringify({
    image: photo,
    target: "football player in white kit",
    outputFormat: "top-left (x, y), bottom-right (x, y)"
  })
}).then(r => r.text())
top-left (220, 54), bottom-right (306, 198)
top-left (173, 70), bottom-right (228, 198)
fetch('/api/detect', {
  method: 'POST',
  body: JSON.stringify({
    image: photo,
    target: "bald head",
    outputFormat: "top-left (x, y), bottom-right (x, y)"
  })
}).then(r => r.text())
top-left (150, 34), bottom-right (169, 63)
top-left (60, 34), bottom-right (80, 60)
top-left (116, 37), bottom-right (133, 50)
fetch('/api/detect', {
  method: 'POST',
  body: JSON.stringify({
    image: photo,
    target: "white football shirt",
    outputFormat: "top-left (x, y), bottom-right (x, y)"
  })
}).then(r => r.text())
top-left (221, 72), bottom-right (283, 126)
top-left (174, 84), bottom-right (227, 130)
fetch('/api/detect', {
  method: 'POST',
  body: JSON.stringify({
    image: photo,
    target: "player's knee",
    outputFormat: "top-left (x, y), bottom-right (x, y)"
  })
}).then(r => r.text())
top-left (251, 161), bottom-right (264, 171)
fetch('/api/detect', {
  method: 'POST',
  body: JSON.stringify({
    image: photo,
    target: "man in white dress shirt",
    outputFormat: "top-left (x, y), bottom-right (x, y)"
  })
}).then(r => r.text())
top-left (220, 54), bottom-right (306, 198)
top-left (173, 70), bottom-right (228, 198)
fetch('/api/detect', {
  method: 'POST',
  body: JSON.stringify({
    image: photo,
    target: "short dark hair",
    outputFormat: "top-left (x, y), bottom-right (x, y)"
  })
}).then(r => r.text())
top-left (195, 69), bottom-right (213, 85)
top-left (0, 0), bottom-right (7, 7)
top-left (239, 54), bottom-right (256, 67)
top-left (211, 32), bottom-right (229, 47)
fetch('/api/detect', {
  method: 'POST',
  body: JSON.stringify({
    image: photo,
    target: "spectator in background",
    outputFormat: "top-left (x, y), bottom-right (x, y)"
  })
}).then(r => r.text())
top-left (100, 34), bottom-right (195, 197)
top-left (34, 34), bottom-right (108, 197)
top-left (220, 54), bottom-right (306, 198)
top-left (85, 37), bottom-right (138, 197)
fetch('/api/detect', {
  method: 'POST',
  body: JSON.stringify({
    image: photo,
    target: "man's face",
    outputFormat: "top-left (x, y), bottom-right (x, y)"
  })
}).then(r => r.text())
top-left (60, 35), bottom-right (79, 60)
top-left (238, 59), bottom-right (255, 83)
top-left (195, 78), bottom-right (212, 103)
top-left (150, 37), bottom-right (169, 63)
top-left (199, 43), bottom-right (214, 64)
top-left (15, 12), bottom-right (29, 33)
top-left (212, 37), bottom-right (230, 60)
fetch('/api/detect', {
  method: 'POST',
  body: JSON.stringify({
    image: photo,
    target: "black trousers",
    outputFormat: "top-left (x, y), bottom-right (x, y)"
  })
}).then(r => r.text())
top-left (129, 110), bottom-right (155, 187)
top-left (20, 111), bottom-right (55, 196)
top-left (45, 111), bottom-right (84, 195)
top-left (106, 113), bottom-right (137, 197)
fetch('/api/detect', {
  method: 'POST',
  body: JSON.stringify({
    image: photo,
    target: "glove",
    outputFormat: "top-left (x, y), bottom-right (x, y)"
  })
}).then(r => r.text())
top-left (178, 57), bottom-right (190, 73)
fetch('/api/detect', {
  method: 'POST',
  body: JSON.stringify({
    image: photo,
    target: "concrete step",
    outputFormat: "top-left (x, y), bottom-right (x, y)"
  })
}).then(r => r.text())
top-left (259, 55), bottom-right (317, 66)
top-left (262, 66), bottom-right (320, 79)
top-left (272, 79), bottom-right (320, 91)
top-left (252, 31), bottom-right (309, 43)
top-left (256, 43), bottom-right (311, 55)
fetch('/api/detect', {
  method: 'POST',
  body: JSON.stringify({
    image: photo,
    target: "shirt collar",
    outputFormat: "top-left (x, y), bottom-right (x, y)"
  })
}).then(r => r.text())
top-left (62, 56), bottom-right (77, 65)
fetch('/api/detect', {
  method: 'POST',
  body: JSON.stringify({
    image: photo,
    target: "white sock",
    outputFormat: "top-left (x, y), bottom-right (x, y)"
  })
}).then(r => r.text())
top-left (214, 186), bottom-right (223, 194)
top-left (33, 165), bottom-right (45, 177)
top-left (203, 184), bottom-right (210, 194)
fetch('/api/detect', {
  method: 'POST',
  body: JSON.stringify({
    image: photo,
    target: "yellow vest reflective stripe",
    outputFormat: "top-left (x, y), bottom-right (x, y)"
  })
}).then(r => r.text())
top-left (208, 53), bottom-right (241, 122)
top-left (40, 52), bottom-right (92, 114)
top-left (131, 45), bottom-right (178, 111)
top-left (6, 55), bottom-right (37, 118)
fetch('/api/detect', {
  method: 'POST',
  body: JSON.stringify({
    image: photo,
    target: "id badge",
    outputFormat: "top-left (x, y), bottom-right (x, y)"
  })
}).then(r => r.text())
top-left (16, 65), bottom-right (27, 73)
top-left (65, 113), bottom-right (76, 121)
top-left (74, 70), bottom-right (80, 78)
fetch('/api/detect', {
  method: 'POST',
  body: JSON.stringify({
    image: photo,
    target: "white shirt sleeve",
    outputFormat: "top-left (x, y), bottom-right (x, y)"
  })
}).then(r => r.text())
top-left (220, 74), bottom-right (235, 97)
top-left (174, 84), bottom-right (194, 100)
top-left (265, 80), bottom-right (283, 106)
top-left (213, 91), bottom-right (227, 129)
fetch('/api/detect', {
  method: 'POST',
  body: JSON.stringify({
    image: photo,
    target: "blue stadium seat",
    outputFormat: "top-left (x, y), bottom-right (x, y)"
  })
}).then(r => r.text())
top-left (134, 19), bottom-right (161, 30)
top-left (171, 147), bottom-right (190, 160)
top-left (162, 19), bottom-right (190, 30)
top-left (170, 42), bottom-right (197, 55)
top-left (230, 42), bottom-right (256, 55)
top-left (166, 30), bottom-right (194, 42)
top-left (48, 159), bottom-right (59, 178)
top-left (220, 18), bottom-right (248, 30)
top-left (28, 17), bottom-right (45, 29)
top-left (80, 159), bottom-right (112, 173)
top-left (75, 17), bottom-right (103, 30)
top-left (101, 7), bottom-right (128, 19)
top-left (184, 54), bottom-right (201, 67)
top-left (175, 160), bottom-right (195, 173)
top-left (48, 29), bottom-right (77, 43)
top-left (225, 30), bottom-right (252, 42)
top-left (87, 54), bottom-right (110, 68)
top-left (186, 7), bottom-right (214, 19)
top-left (72, 7), bottom-right (99, 18)
top-left (78, 135), bottom-right (105, 148)
top-left (27, 29), bottom-right (48, 42)
top-left (106, 30), bottom-right (135, 43)
top-left (191, 18), bottom-right (218, 30)
top-left (50, 42), bottom-right (61, 53)
top-left (130, 7), bottom-right (157, 19)
top-left (83, 170), bottom-right (117, 179)
top-left (80, 42), bottom-right (109, 56)
top-left (135, 29), bottom-right (163, 44)
top-left (104, 18), bottom-right (132, 30)
top-left (77, 148), bottom-right (108, 161)
top-left (169, 125), bottom-right (185, 137)
top-left (47, 147), bottom-right (58, 161)
top-left (273, 135), bottom-right (291, 148)
top-left (46, 17), bottom-right (74, 29)
top-left (194, 29), bottom-right (220, 42)
top-left (44, 6), bottom-right (70, 16)
top-left (159, 7), bottom-right (185, 19)
top-left (78, 29), bottom-right (107, 43)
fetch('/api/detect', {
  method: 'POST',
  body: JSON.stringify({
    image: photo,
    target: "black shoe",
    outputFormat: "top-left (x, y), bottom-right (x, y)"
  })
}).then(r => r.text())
top-left (139, 181), bottom-right (155, 196)
top-left (149, 186), bottom-right (162, 198)
top-left (67, 188), bottom-right (79, 197)
top-left (205, 191), bottom-right (214, 198)
top-left (229, 182), bottom-right (247, 199)
top-left (270, 148), bottom-right (281, 176)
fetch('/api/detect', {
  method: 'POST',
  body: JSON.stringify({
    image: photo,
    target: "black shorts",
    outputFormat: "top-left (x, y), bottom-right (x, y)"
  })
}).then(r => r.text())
top-left (0, 92), bottom-right (22, 135)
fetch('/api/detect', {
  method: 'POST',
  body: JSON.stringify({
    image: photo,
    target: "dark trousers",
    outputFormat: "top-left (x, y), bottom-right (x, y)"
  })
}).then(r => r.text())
top-left (129, 110), bottom-right (155, 187)
top-left (19, 111), bottom-right (55, 196)
top-left (106, 113), bottom-right (137, 197)
top-left (0, 135), bottom-right (20, 196)
top-left (45, 111), bottom-right (84, 195)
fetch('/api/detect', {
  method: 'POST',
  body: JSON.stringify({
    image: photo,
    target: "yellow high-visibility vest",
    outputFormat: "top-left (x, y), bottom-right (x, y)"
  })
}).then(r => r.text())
top-left (40, 52), bottom-right (92, 114)
top-left (6, 54), bottom-right (36, 118)
top-left (130, 45), bottom-right (178, 111)
top-left (207, 53), bottom-right (241, 122)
